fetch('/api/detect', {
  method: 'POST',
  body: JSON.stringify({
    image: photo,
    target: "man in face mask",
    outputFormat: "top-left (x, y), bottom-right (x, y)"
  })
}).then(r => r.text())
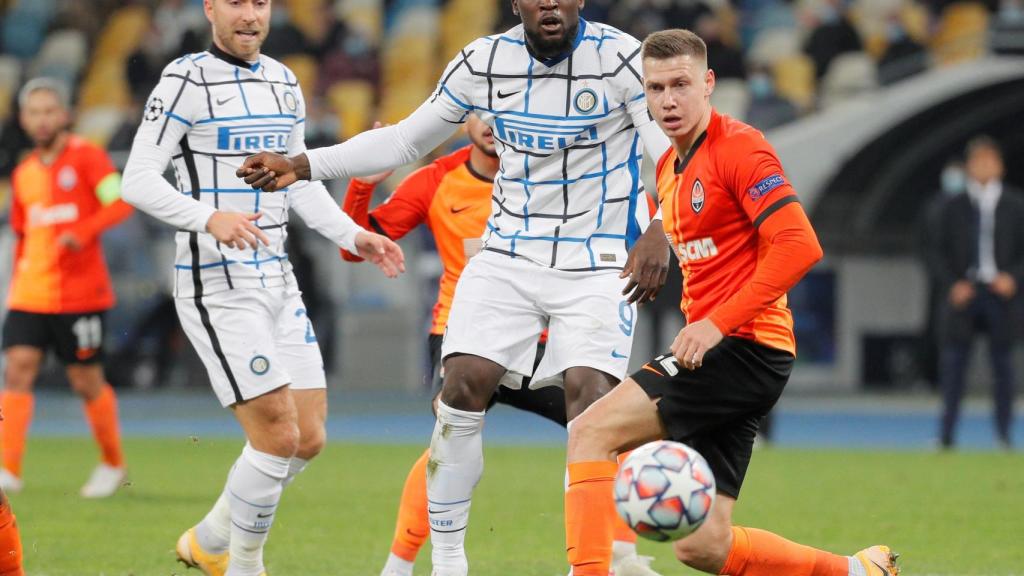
top-left (923, 137), bottom-right (1024, 450)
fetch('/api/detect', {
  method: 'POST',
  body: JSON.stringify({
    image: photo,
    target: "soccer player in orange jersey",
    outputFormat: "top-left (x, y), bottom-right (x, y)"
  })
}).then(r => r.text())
top-left (1, 79), bottom-right (133, 499)
top-left (342, 116), bottom-right (655, 576)
top-left (562, 30), bottom-right (900, 576)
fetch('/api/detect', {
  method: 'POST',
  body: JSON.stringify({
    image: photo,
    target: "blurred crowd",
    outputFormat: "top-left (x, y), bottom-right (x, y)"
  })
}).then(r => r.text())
top-left (0, 0), bottom-right (1022, 177)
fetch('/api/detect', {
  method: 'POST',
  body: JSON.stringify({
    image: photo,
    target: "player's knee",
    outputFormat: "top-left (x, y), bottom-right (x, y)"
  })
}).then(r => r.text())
top-left (3, 355), bottom-right (38, 391)
top-left (566, 412), bottom-right (609, 458)
top-left (269, 423), bottom-right (301, 457)
top-left (672, 523), bottom-right (732, 571)
top-left (65, 366), bottom-right (105, 400)
top-left (254, 413), bottom-right (301, 457)
top-left (439, 373), bottom-right (489, 412)
top-left (296, 424), bottom-right (326, 460)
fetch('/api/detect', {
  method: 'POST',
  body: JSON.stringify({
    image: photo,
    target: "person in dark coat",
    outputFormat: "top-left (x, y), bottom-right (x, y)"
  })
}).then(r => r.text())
top-left (925, 137), bottom-right (1024, 449)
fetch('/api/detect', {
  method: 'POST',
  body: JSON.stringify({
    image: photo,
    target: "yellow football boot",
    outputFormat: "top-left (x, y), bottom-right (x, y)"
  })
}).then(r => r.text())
top-left (854, 545), bottom-right (900, 576)
top-left (175, 527), bottom-right (229, 576)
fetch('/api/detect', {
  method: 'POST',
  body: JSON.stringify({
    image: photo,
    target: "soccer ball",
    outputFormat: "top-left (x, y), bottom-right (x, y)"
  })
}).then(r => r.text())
top-left (614, 440), bottom-right (716, 542)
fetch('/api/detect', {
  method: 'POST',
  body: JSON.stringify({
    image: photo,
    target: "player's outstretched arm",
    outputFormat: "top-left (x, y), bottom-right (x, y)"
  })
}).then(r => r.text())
top-left (621, 219), bottom-right (671, 304)
top-left (238, 103), bottom-right (459, 191)
top-left (353, 231), bottom-right (406, 278)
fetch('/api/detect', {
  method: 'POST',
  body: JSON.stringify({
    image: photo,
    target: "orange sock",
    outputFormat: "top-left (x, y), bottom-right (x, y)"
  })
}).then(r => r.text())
top-left (565, 460), bottom-right (617, 576)
top-left (0, 392), bottom-right (34, 478)
top-left (83, 385), bottom-right (124, 468)
top-left (0, 494), bottom-right (24, 575)
top-left (612, 451), bottom-right (638, 545)
top-left (390, 448), bottom-right (431, 562)
top-left (720, 526), bottom-right (849, 576)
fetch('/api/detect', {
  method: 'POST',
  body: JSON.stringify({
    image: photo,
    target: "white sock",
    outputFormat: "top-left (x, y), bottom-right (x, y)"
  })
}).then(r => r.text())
top-left (225, 443), bottom-right (290, 576)
top-left (612, 540), bottom-right (638, 562)
top-left (194, 455), bottom-right (307, 554)
top-left (282, 456), bottom-right (309, 488)
top-left (195, 488), bottom-right (231, 554)
top-left (427, 401), bottom-right (484, 576)
top-left (380, 552), bottom-right (415, 576)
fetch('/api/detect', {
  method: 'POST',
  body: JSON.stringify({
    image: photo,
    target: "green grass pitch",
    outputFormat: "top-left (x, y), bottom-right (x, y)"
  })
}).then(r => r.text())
top-left (12, 438), bottom-right (1023, 575)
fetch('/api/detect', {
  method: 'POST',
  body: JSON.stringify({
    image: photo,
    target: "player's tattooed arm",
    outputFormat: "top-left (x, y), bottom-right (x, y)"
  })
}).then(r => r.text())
top-left (620, 220), bottom-right (671, 305)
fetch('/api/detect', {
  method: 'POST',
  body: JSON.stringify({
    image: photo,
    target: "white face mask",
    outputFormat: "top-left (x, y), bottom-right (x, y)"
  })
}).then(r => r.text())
top-left (941, 166), bottom-right (966, 195)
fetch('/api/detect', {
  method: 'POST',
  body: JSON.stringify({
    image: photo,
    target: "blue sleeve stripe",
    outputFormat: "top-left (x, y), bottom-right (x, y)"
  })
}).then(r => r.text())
top-left (166, 112), bottom-right (193, 126)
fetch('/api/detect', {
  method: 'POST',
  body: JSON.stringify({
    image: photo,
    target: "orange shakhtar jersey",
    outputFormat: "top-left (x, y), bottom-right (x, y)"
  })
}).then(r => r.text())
top-left (342, 146), bottom-right (492, 335)
top-left (8, 136), bottom-right (133, 314)
top-left (656, 110), bottom-right (822, 356)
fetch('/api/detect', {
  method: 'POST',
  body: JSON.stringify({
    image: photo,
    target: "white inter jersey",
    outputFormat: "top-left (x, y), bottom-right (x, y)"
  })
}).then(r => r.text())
top-left (430, 20), bottom-right (653, 271)
top-left (125, 46), bottom-right (361, 298)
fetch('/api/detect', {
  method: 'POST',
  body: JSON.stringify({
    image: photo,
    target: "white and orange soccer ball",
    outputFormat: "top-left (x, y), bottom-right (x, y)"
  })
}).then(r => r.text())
top-left (614, 441), bottom-right (716, 542)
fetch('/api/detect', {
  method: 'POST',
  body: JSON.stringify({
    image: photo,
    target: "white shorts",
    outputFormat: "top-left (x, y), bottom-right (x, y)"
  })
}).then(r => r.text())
top-left (441, 250), bottom-right (637, 387)
top-left (176, 285), bottom-right (326, 407)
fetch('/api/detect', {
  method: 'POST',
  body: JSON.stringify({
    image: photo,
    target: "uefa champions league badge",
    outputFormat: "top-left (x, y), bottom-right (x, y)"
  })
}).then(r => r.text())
top-left (573, 88), bottom-right (598, 114)
top-left (144, 97), bottom-right (164, 122)
top-left (691, 179), bottom-right (705, 214)
top-left (250, 355), bottom-right (271, 375)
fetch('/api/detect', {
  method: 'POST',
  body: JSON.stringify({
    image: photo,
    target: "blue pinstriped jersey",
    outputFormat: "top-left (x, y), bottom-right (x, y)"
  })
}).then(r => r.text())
top-left (429, 19), bottom-right (653, 271)
top-left (134, 48), bottom-right (306, 297)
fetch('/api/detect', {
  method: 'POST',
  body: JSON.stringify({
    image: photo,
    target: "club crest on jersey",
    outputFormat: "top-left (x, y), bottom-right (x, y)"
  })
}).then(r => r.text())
top-left (492, 116), bottom-right (599, 153)
top-left (573, 88), bottom-right (598, 114)
top-left (283, 91), bottom-right (298, 112)
top-left (58, 166), bottom-right (78, 191)
top-left (691, 179), bottom-right (705, 214)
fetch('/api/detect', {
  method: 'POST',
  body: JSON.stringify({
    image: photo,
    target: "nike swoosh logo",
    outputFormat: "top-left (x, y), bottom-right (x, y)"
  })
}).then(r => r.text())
top-left (427, 508), bottom-right (451, 514)
top-left (496, 89), bottom-right (521, 99)
top-left (870, 560), bottom-right (892, 576)
top-left (216, 96), bottom-right (236, 106)
top-left (611, 350), bottom-right (628, 359)
top-left (450, 205), bottom-right (472, 214)
top-left (256, 512), bottom-right (274, 518)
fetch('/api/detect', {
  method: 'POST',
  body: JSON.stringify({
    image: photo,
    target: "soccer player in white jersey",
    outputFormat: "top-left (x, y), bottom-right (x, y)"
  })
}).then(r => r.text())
top-left (239, 1), bottom-right (672, 574)
top-left (121, 1), bottom-right (404, 575)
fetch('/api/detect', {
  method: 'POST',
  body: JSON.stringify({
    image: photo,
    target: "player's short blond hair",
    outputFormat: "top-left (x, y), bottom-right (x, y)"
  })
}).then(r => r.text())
top-left (641, 29), bottom-right (707, 64)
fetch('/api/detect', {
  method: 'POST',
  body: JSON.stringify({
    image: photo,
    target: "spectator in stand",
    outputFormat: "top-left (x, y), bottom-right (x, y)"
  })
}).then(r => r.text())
top-left (878, 16), bottom-right (927, 85)
top-left (696, 13), bottom-right (746, 79)
top-left (745, 65), bottom-right (799, 130)
top-left (802, 0), bottom-right (863, 78)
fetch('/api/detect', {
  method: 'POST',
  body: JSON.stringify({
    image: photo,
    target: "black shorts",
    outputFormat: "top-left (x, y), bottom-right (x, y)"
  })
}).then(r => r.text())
top-left (631, 337), bottom-right (792, 499)
top-left (1, 310), bottom-right (107, 365)
top-left (429, 334), bottom-right (566, 427)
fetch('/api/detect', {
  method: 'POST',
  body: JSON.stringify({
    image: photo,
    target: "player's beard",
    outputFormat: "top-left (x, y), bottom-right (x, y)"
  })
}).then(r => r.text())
top-left (31, 129), bottom-right (63, 152)
top-left (528, 20), bottom-right (578, 59)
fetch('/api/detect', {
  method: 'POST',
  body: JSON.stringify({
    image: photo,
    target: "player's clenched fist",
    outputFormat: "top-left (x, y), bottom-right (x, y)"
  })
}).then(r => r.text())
top-left (354, 231), bottom-right (406, 278)
top-left (237, 152), bottom-right (311, 192)
top-left (670, 318), bottom-right (724, 371)
top-left (205, 211), bottom-right (271, 250)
